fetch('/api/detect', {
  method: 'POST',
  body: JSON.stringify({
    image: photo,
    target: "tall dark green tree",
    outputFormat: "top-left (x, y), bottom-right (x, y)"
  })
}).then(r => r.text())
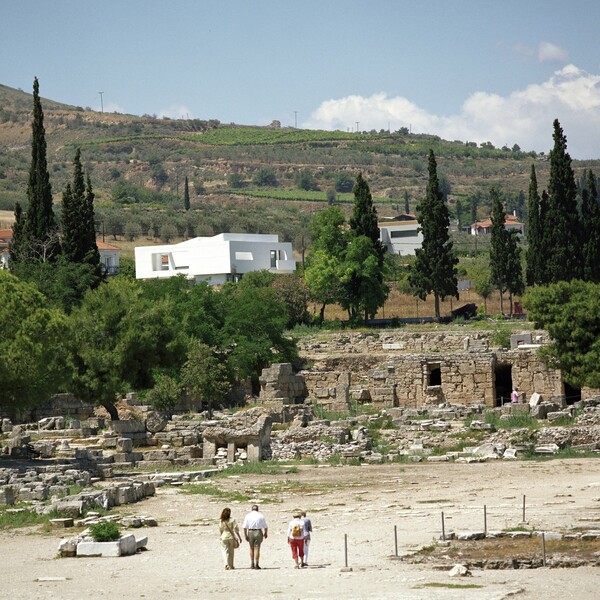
top-left (184, 176), bottom-right (191, 211)
top-left (12, 78), bottom-right (60, 263)
top-left (525, 165), bottom-right (542, 286)
top-left (344, 173), bottom-right (388, 320)
top-left (409, 150), bottom-right (458, 320)
top-left (349, 173), bottom-right (384, 263)
top-left (541, 119), bottom-right (582, 282)
top-left (61, 149), bottom-right (102, 286)
top-left (489, 188), bottom-right (524, 315)
top-left (581, 169), bottom-right (600, 282)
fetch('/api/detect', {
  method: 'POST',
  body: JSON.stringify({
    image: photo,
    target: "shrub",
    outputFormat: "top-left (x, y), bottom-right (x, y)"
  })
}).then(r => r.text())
top-left (88, 521), bottom-right (121, 542)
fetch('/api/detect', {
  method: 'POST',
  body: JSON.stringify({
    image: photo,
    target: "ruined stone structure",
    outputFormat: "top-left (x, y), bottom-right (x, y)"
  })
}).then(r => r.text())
top-left (290, 330), bottom-right (577, 410)
top-left (202, 407), bottom-right (272, 462)
top-left (258, 363), bottom-right (307, 404)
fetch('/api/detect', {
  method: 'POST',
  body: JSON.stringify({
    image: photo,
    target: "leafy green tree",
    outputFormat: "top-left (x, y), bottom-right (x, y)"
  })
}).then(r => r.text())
top-left (409, 150), bottom-right (458, 320)
top-left (339, 234), bottom-right (389, 321)
top-left (0, 272), bottom-right (69, 417)
top-left (10, 255), bottom-right (100, 313)
top-left (227, 173), bottom-right (245, 189)
top-left (11, 78), bottom-right (60, 263)
top-left (541, 119), bottom-right (582, 282)
top-left (146, 374), bottom-right (181, 419)
top-left (252, 167), bottom-right (278, 187)
top-left (326, 188), bottom-right (336, 205)
top-left (525, 165), bottom-right (542, 286)
top-left (334, 172), bottom-right (354, 193)
top-left (581, 170), bottom-right (600, 282)
top-left (220, 284), bottom-right (297, 391)
top-left (184, 175), bottom-right (191, 210)
top-left (524, 281), bottom-right (600, 388)
top-left (181, 340), bottom-right (231, 415)
top-left (295, 169), bottom-right (318, 191)
top-left (123, 218), bottom-right (142, 242)
top-left (68, 278), bottom-right (185, 419)
top-left (271, 273), bottom-right (310, 329)
top-left (470, 260), bottom-right (493, 314)
top-left (159, 222), bottom-right (177, 243)
top-left (305, 206), bottom-right (347, 321)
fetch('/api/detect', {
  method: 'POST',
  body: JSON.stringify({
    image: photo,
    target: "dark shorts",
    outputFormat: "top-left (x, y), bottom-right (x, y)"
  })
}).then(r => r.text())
top-left (247, 530), bottom-right (263, 548)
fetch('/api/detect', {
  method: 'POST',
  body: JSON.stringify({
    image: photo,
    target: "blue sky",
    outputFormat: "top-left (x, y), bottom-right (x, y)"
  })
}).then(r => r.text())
top-left (3, 0), bottom-right (600, 158)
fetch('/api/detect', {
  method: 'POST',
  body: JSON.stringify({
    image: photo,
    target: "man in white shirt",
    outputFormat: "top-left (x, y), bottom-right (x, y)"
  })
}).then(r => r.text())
top-left (242, 504), bottom-right (268, 569)
top-left (300, 510), bottom-right (312, 566)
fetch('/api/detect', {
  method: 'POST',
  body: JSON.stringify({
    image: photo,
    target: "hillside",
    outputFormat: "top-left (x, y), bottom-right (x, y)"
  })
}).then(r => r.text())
top-left (1, 82), bottom-right (599, 249)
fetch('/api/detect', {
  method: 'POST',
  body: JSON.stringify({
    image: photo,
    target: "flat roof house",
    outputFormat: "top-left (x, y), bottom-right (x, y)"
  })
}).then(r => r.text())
top-left (378, 214), bottom-right (423, 256)
top-left (134, 233), bottom-right (296, 284)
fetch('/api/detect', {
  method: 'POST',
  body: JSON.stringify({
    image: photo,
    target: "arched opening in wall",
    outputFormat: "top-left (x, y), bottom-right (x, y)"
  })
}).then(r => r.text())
top-left (564, 381), bottom-right (581, 405)
top-left (494, 363), bottom-right (512, 406)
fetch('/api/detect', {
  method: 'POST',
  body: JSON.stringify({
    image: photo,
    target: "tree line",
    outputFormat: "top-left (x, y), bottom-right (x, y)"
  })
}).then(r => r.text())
top-left (2, 80), bottom-right (600, 420)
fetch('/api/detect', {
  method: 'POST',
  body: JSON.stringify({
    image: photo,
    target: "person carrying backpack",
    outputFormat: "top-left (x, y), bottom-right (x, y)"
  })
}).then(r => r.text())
top-left (287, 510), bottom-right (306, 568)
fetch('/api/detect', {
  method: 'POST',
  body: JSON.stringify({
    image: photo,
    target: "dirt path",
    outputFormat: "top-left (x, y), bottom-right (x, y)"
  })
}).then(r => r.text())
top-left (2, 460), bottom-right (600, 599)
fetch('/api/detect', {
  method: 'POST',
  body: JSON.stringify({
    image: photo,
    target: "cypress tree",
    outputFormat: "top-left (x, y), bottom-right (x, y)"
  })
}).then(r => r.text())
top-left (9, 202), bottom-right (25, 262)
top-left (543, 119), bottom-right (582, 282)
top-left (489, 188), bottom-right (523, 315)
top-left (20, 77), bottom-right (60, 262)
top-left (84, 173), bottom-right (102, 283)
top-left (525, 165), bottom-right (542, 286)
top-left (61, 149), bottom-right (102, 284)
top-left (184, 176), bottom-right (191, 211)
top-left (350, 173), bottom-right (384, 263)
top-left (582, 170), bottom-right (600, 282)
top-left (409, 150), bottom-right (458, 320)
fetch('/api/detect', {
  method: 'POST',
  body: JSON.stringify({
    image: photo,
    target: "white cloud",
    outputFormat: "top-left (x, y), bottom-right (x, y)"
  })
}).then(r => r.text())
top-left (304, 65), bottom-right (600, 159)
top-left (157, 104), bottom-right (193, 120)
top-left (538, 41), bottom-right (568, 63)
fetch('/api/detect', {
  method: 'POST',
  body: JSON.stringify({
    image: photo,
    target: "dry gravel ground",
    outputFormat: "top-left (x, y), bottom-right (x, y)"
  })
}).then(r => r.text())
top-left (3, 460), bottom-right (600, 600)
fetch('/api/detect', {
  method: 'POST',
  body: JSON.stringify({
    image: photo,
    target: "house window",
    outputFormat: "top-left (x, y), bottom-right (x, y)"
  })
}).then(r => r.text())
top-left (160, 254), bottom-right (169, 270)
top-left (235, 251), bottom-right (253, 261)
top-left (390, 230), bottom-right (417, 238)
top-left (270, 250), bottom-right (277, 268)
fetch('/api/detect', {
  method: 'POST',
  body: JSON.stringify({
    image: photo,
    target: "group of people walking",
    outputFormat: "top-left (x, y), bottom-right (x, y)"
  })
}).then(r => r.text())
top-left (218, 504), bottom-right (312, 570)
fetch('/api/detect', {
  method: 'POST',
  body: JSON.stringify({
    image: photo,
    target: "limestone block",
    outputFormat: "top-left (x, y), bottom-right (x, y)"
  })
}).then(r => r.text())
top-left (77, 540), bottom-right (122, 557)
top-left (0, 486), bottom-right (15, 505)
top-left (116, 438), bottom-right (133, 453)
top-left (529, 392), bottom-right (543, 406)
top-left (116, 486), bottom-right (135, 505)
top-left (50, 518), bottom-right (74, 528)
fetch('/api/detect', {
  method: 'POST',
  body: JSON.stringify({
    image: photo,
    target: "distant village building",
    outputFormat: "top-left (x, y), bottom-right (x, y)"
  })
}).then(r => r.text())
top-left (378, 214), bottom-right (423, 256)
top-left (470, 213), bottom-right (524, 236)
top-left (134, 233), bottom-right (296, 284)
top-left (0, 229), bottom-right (120, 275)
top-left (97, 240), bottom-right (121, 275)
top-left (0, 229), bottom-right (10, 269)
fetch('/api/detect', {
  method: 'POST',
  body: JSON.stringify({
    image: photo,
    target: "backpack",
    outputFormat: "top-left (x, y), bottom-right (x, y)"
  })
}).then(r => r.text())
top-left (292, 523), bottom-right (302, 537)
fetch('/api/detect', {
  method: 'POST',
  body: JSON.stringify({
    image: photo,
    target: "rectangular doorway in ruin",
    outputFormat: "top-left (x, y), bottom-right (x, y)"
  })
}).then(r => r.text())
top-left (494, 362), bottom-right (512, 406)
top-left (564, 381), bottom-right (581, 405)
top-left (426, 362), bottom-right (442, 387)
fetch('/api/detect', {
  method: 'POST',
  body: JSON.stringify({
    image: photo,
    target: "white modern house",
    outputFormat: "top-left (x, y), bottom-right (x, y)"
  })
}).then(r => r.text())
top-left (134, 233), bottom-right (297, 284)
top-left (378, 214), bottom-right (423, 256)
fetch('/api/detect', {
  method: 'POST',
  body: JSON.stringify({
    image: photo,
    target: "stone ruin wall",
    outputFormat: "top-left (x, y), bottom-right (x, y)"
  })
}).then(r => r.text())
top-left (296, 330), bottom-right (568, 409)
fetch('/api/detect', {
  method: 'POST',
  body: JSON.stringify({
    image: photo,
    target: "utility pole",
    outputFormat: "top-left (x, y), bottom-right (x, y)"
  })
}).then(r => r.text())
top-left (98, 91), bottom-right (104, 113)
top-left (356, 121), bottom-right (360, 132)
top-left (294, 111), bottom-right (298, 128)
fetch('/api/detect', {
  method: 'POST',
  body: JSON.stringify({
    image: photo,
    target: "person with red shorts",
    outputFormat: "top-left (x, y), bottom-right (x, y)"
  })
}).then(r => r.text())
top-left (287, 510), bottom-right (306, 568)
